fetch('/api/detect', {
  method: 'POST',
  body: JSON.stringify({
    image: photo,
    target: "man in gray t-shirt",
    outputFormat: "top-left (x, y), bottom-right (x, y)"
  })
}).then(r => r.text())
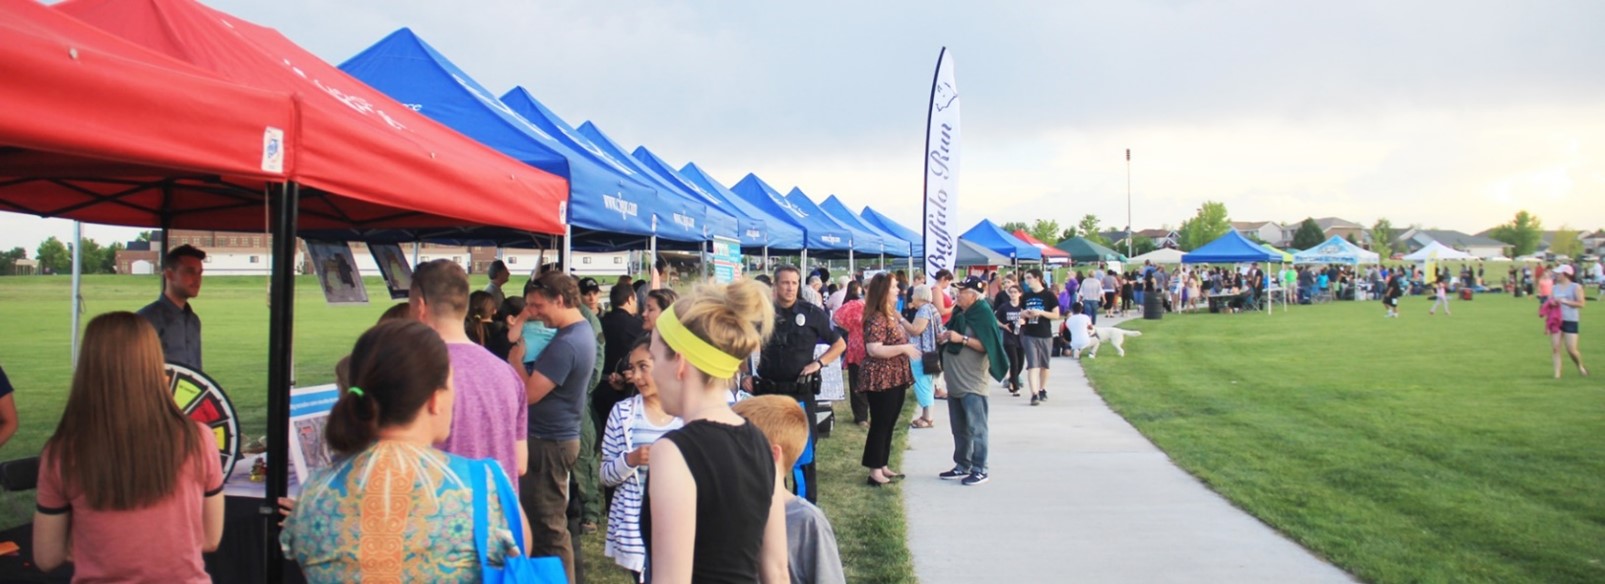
top-left (938, 277), bottom-right (996, 486)
top-left (507, 273), bottom-right (597, 584)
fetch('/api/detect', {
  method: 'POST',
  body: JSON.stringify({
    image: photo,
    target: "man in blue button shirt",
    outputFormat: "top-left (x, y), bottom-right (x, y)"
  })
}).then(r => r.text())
top-left (137, 245), bottom-right (206, 370)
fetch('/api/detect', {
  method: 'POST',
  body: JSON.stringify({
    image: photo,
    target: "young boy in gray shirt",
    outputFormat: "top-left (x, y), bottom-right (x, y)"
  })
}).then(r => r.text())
top-left (734, 396), bottom-right (846, 584)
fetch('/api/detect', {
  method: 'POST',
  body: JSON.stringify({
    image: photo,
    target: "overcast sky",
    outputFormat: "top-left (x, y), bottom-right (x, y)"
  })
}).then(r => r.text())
top-left (7, 0), bottom-right (1604, 251)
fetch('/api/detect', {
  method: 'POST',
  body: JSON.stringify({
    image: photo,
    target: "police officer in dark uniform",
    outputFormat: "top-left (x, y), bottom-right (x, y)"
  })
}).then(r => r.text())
top-left (744, 264), bottom-right (845, 503)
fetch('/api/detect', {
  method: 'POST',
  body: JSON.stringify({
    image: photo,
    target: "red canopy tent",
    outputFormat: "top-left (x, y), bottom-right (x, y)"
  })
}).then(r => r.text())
top-left (13, 3), bottom-right (569, 579)
top-left (1012, 229), bottom-right (1072, 265)
top-left (56, 0), bottom-right (567, 235)
top-left (0, 0), bottom-right (298, 226)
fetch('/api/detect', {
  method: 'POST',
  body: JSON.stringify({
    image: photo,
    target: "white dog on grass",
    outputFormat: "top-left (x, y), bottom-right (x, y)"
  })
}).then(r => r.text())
top-left (1093, 327), bottom-right (1143, 357)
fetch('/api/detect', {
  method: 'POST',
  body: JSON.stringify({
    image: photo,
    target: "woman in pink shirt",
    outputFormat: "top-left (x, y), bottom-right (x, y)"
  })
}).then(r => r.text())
top-left (832, 281), bottom-right (870, 427)
top-left (34, 312), bottom-right (225, 583)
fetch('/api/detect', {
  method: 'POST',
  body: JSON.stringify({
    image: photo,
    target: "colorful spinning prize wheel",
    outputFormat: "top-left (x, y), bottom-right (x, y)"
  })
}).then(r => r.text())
top-left (165, 363), bottom-right (242, 479)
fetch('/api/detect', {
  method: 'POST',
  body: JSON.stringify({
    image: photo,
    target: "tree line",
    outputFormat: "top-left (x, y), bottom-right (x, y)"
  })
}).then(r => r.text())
top-left (999, 207), bottom-right (1584, 259)
top-left (0, 236), bottom-right (127, 275)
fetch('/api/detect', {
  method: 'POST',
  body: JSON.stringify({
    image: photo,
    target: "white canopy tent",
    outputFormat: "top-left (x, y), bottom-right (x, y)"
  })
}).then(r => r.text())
top-left (1292, 235), bottom-right (1381, 265)
top-left (1129, 247), bottom-right (1187, 264)
top-left (1402, 241), bottom-right (1477, 261)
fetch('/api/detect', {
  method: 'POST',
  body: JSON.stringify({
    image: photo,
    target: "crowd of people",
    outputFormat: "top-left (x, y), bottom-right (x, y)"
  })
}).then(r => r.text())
top-left (22, 240), bottom-right (1593, 583)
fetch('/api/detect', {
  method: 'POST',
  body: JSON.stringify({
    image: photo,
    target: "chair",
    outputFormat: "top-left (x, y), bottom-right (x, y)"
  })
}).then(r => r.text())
top-left (0, 456), bottom-right (39, 492)
top-left (0, 456), bottom-right (41, 523)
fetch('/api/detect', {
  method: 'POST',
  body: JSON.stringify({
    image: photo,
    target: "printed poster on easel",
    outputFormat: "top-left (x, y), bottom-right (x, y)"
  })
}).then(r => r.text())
top-left (305, 239), bottom-right (368, 304)
top-left (369, 243), bottom-right (413, 299)
top-left (288, 384), bottom-right (341, 484)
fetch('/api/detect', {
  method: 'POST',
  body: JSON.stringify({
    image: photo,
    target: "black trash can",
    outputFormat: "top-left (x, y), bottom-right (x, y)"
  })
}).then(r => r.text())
top-left (1143, 289), bottom-right (1164, 320)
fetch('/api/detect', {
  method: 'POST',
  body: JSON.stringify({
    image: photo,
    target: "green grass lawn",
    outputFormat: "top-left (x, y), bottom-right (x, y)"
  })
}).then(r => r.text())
top-left (1086, 293), bottom-right (1604, 584)
top-left (0, 275), bottom-right (914, 582)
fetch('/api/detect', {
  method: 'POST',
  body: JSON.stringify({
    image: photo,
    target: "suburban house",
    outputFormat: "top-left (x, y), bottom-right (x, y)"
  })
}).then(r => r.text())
top-left (1100, 228), bottom-right (1180, 250)
top-left (1396, 228), bottom-right (1510, 259)
top-left (1135, 228), bottom-right (1181, 249)
top-left (1231, 221), bottom-right (1286, 246)
top-left (1313, 217), bottom-right (1367, 243)
top-left (1584, 230), bottom-right (1605, 256)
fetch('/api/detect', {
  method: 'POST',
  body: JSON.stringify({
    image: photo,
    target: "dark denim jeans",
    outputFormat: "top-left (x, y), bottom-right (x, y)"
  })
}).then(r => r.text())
top-left (947, 392), bottom-right (989, 473)
top-left (1082, 299), bottom-right (1100, 325)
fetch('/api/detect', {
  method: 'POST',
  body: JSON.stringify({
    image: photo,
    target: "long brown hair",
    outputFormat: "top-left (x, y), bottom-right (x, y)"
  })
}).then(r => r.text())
top-left (865, 273), bottom-right (897, 321)
top-left (45, 312), bottom-right (202, 511)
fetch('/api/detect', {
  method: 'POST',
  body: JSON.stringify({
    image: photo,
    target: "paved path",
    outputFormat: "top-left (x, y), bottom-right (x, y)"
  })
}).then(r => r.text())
top-left (901, 317), bottom-right (1354, 583)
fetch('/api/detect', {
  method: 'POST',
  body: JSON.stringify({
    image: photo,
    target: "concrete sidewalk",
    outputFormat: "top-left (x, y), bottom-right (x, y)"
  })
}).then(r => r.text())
top-left (901, 323), bottom-right (1354, 583)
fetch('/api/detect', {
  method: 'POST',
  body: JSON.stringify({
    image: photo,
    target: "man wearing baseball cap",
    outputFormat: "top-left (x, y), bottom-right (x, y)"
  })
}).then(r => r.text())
top-left (937, 275), bottom-right (1010, 485)
top-left (570, 276), bottom-right (607, 559)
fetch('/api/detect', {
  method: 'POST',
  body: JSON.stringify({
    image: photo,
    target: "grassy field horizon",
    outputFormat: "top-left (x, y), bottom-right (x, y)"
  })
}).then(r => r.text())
top-left (1085, 293), bottom-right (1603, 583)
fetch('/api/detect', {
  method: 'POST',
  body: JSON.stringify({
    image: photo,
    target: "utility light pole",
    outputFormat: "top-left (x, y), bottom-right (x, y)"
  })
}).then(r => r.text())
top-left (1126, 149), bottom-right (1133, 258)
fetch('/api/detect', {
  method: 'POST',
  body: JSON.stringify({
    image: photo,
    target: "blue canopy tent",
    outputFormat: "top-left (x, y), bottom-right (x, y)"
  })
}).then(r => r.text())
top-left (860, 206), bottom-right (925, 260)
top-left (678, 163), bottom-right (806, 258)
top-left (497, 86), bottom-right (712, 258)
top-left (820, 196), bottom-right (913, 260)
top-left (573, 121), bottom-right (740, 248)
top-left (730, 173), bottom-right (852, 263)
top-left (632, 146), bottom-right (768, 251)
top-left (1180, 230), bottom-right (1280, 264)
top-left (961, 219), bottom-right (1042, 263)
top-left (341, 29), bottom-right (696, 260)
top-left (783, 186), bottom-right (882, 273)
top-left (1182, 230), bottom-right (1282, 314)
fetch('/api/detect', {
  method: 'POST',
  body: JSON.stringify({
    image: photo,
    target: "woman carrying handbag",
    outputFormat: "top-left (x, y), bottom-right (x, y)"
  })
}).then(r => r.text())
top-left (900, 284), bottom-right (944, 429)
top-left (281, 320), bottom-right (559, 583)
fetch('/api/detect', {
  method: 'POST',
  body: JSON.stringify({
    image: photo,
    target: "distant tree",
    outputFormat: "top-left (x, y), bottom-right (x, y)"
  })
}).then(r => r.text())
top-left (0, 247), bottom-right (26, 275)
top-left (97, 241), bottom-right (125, 274)
top-left (136, 231), bottom-right (154, 242)
top-left (1177, 201), bottom-right (1231, 251)
top-left (1549, 226), bottom-right (1583, 259)
top-left (1059, 227), bottom-right (1078, 242)
top-left (1369, 218), bottom-right (1396, 257)
top-left (77, 238), bottom-right (108, 274)
top-left (1346, 233), bottom-right (1359, 245)
top-left (1001, 221), bottom-right (1030, 235)
top-left (1129, 236), bottom-right (1158, 257)
top-left (37, 236), bottom-right (70, 274)
top-left (1078, 215), bottom-right (1109, 247)
top-left (1488, 210), bottom-right (1544, 257)
top-left (1292, 218), bottom-right (1325, 249)
top-left (1029, 219), bottom-right (1061, 247)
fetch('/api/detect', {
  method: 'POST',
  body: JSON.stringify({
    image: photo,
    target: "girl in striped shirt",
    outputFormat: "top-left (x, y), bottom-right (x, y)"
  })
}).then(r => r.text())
top-left (600, 336), bottom-right (685, 580)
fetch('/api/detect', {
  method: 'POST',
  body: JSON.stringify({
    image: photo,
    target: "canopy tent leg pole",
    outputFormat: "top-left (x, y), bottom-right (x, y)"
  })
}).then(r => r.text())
top-left (801, 249), bottom-right (808, 272)
top-left (649, 236), bottom-right (659, 289)
top-left (562, 224), bottom-right (573, 275)
top-left (849, 249), bottom-right (855, 279)
top-left (70, 221), bottom-right (82, 366)
top-left (263, 181), bottom-right (300, 584)
top-left (763, 246), bottom-right (769, 278)
top-left (704, 240), bottom-right (711, 281)
top-left (411, 241), bottom-right (420, 267)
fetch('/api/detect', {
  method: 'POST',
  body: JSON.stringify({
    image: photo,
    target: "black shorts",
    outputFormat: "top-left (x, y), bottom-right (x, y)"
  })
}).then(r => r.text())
top-left (1561, 321), bottom-right (1579, 334)
top-left (1385, 297), bottom-right (1399, 307)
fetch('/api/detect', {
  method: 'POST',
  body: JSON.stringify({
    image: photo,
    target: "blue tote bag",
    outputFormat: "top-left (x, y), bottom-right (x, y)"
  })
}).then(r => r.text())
top-left (470, 460), bottom-right (566, 584)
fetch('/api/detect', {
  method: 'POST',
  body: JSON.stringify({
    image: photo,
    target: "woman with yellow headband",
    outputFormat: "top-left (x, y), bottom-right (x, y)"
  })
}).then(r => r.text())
top-left (641, 279), bottom-right (789, 583)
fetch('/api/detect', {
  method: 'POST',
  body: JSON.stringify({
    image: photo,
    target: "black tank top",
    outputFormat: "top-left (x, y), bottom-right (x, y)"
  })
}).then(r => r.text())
top-left (641, 419), bottom-right (776, 583)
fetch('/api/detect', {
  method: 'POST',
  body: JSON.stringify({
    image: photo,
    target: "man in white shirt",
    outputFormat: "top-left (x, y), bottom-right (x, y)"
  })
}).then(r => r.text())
top-left (1065, 301), bottom-right (1099, 359)
top-left (825, 275), bottom-right (850, 312)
